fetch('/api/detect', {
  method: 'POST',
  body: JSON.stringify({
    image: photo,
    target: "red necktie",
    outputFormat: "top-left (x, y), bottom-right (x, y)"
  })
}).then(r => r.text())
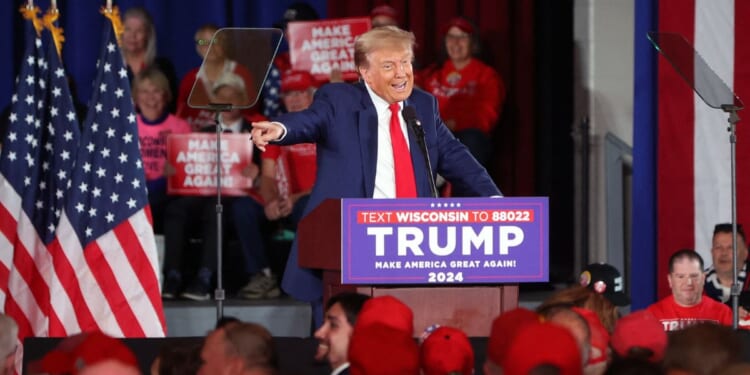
top-left (389, 102), bottom-right (417, 197)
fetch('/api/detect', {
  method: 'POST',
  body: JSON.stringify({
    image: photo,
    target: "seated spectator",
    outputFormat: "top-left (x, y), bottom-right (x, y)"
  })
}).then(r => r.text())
top-left (162, 73), bottom-right (270, 301)
top-left (420, 16), bottom-right (505, 169)
top-left (704, 223), bottom-right (749, 306)
top-left (197, 321), bottom-right (279, 375)
top-left (370, 4), bottom-right (400, 28)
top-left (348, 322), bottom-right (419, 375)
top-left (0, 314), bottom-right (18, 375)
top-left (647, 249), bottom-right (732, 331)
top-left (419, 326), bottom-right (474, 375)
top-left (263, 3), bottom-right (320, 118)
top-left (313, 292), bottom-right (370, 375)
top-left (260, 70), bottom-right (317, 230)
top-left (28, 331), bottom-right (139, 375)
top-left (610, 310), bottom-right (666, 364)
top-left (150, 342), bottom-right (201, 375)
top-left (501, 322), bottom-right (583, 375)
top-left (176, 23), bottom-right (256, 130)
top-left (572, 307), bottom-right (610, 375)
top-left (662, 323), bottom-right (742, 375)
top-left (484, 308), bottom-right (541, 375)
top-left (134, 66), bottom-right (192, 234)
top-left (538, 284), bottom-right (620, 333)
top-left (537, 305), bottom-right (592, 368)
top-left (123, 7), bottom-right (177, 113)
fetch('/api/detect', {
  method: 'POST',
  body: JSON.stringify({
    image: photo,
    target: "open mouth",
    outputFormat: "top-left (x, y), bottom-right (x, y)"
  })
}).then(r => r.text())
top-left (392, 82), bottom-right (407, 91)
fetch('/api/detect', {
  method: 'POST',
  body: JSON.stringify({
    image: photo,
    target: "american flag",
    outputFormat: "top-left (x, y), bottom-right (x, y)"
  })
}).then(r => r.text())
top-left (632, 0), bottom-right (750, 304)
top-left (0, 9), bottom-right (78, 342)
top-left (1, 11), bottom-right (165, 340)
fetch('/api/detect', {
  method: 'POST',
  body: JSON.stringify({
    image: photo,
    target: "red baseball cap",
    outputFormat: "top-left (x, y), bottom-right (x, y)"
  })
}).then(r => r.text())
top-left (349, 322), bottom-right (420, 375)
top-left (502, 322), bottom-right (583, 375)
top-left (571, 307), bottom-right (611, 365)
top-left (280, 70), bottom-right (317, 93)
top-left (420, 326), bottom-right (474, 375)
top-left (354, 295), bottom-right (414, 335)
top-left (29, 331), bottom-right (138, 374)
top-left (486, 308), bottom-right (541, 365)
top-left (370, 4), bottom-right (398, 20)
top-left (611, 310), bottom-right (667, 363)
top-left (442, 17), bottom-right (476, 35)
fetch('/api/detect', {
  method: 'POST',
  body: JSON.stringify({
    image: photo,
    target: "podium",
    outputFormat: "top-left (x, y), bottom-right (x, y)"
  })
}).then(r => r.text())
top-left (298, 199), bottom-right (536, 337)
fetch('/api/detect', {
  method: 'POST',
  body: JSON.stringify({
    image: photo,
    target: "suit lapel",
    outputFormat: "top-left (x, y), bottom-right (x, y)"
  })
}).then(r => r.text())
top-left (356, 83), bottom-right (378, 197)
top-left (405, 98), bottom-right (429, 197)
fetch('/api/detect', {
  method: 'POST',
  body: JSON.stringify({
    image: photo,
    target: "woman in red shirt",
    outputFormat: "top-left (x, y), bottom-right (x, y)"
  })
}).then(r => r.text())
top-left (420, 17), bottom-right (506, 169)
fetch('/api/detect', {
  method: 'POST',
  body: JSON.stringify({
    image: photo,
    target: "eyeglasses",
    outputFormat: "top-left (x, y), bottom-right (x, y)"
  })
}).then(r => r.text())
top-left (195, 39), bottom-right (211, 46)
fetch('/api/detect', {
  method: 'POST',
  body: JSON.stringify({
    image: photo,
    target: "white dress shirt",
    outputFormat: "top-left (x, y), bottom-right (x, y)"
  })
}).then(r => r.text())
top-left (363, 82), bottom-right (411, 199)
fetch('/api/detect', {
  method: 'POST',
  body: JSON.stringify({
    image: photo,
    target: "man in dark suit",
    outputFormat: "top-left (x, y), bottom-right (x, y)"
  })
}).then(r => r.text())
top-left (251, 26), bottom-right (501, 325)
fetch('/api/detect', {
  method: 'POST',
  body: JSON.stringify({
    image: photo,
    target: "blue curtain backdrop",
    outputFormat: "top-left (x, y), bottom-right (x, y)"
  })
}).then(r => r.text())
top-left (1, 0), bottom-right (327, 110)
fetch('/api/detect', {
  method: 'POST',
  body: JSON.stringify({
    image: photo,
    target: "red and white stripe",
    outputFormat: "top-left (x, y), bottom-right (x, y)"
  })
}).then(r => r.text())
top-left (0, 174), bottom-right (165, 340)
top-left (657, 0), bottom-right (750, 297)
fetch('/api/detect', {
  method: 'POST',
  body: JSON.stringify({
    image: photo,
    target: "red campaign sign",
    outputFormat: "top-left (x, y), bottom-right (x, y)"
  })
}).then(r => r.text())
top-left (287, 17), bottom-right (371, 82)
top-left (166, 133), bottom-right (254, 197)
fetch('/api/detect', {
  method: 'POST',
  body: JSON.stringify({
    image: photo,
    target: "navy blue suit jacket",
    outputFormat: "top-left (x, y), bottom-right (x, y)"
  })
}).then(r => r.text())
top-left (274, 82), bottom-right (501, 302)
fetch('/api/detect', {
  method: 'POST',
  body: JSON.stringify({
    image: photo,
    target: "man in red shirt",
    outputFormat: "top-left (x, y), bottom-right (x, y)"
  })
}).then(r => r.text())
top-left (647, 249), bottom-right (732, 331)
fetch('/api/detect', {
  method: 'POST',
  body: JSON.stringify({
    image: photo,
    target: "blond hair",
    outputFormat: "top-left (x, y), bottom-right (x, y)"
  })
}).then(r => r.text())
top-left (123, 7), bottom-right (157, 66)
top-left (354, 25), bottom-right (416, 69)
top-left (132, 66), bottom-right (172, 103)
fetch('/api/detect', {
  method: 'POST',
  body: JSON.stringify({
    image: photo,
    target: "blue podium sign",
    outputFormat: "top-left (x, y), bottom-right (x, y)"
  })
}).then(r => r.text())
top-left (341, 197), bottom-right (549, 285)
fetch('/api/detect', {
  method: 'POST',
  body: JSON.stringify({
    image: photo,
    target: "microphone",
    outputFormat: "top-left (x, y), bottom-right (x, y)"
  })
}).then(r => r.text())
top-left (402, 106), bottom-right (439, 198)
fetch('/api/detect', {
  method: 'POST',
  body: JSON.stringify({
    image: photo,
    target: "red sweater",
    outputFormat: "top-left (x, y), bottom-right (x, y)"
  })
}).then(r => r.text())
top-left (647, 295), bottom-right (732, 331)
top-left (421, 58), bottom-right (505, 134)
